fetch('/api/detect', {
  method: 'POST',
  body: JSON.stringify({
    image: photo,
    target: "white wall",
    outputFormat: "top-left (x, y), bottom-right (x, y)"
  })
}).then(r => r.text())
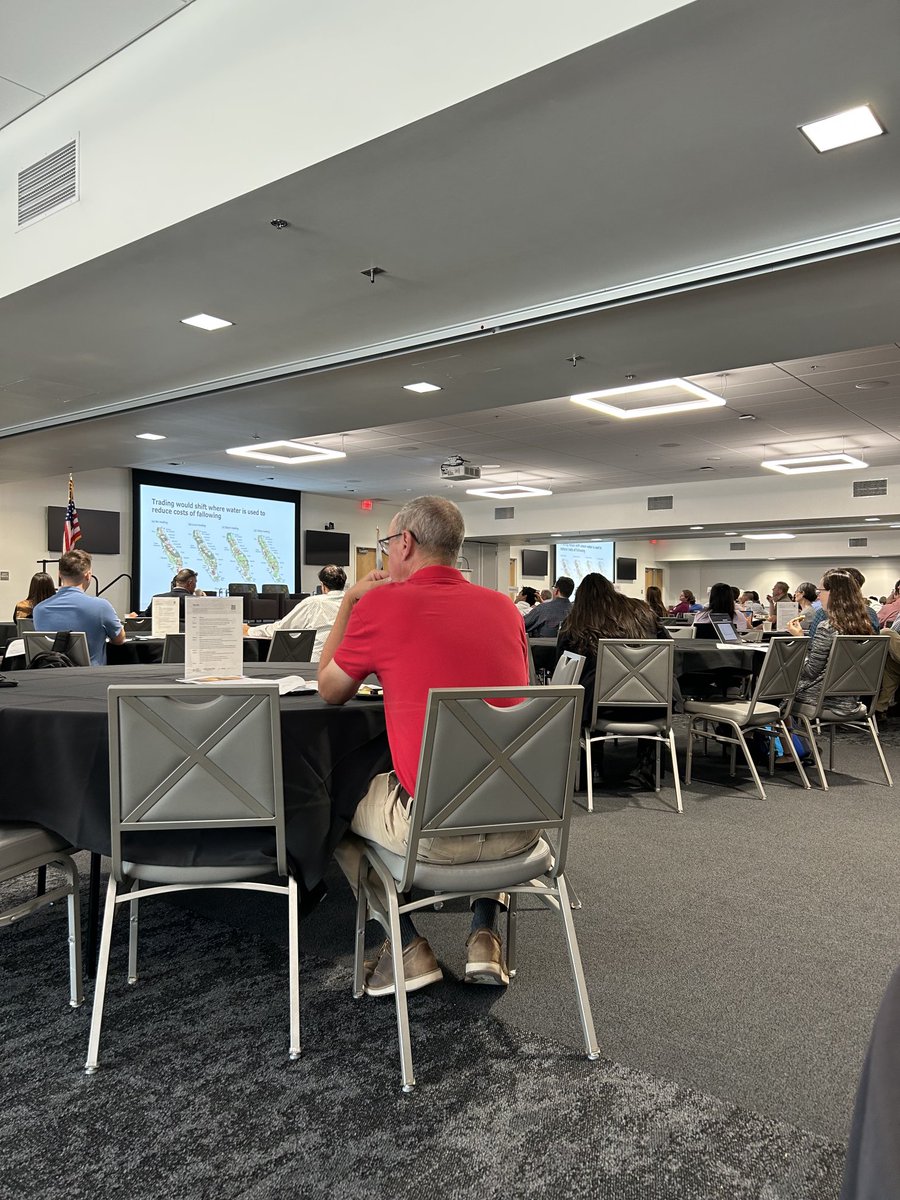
top-left (0, 0), bottom-right (692, 299)
top-left (299, 494), bottom-right (396, 594)
top-left (0, 469), bottom-right (132, 617)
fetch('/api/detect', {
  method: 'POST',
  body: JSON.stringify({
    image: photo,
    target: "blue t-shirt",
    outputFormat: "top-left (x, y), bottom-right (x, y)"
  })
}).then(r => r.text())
top-left (33, 587), bottom-right (123, 666)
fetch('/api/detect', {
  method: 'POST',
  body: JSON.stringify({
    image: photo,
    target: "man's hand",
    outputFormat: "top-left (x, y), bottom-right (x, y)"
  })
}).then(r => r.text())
top-left (343, 570), bottom-right (391, 607)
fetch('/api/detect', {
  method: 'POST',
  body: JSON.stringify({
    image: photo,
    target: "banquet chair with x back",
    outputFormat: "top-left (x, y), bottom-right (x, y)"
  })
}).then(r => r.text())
top-left (85, 683), bottom-right (300, 1072)
top-left (352, 684), bottom-right (598, 1091)
top-left (550, 651), bottom-right (586, 686)
top-left (582, 639), bottom-right (683, 814)
top-left (267, 628), bottom-right (316, 663)
top-left (792, 634), bottom-right (892, 790)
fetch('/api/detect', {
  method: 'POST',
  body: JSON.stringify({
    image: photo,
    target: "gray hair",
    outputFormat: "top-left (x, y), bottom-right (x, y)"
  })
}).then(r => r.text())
top-left (392, 495), bottom-right (465, 563)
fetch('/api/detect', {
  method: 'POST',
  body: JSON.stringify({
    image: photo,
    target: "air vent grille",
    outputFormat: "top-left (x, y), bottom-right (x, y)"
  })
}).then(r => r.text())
top-left (848, 537), bottom-right (868, 548)
top-left (853, 479), bottom-right (887, 498)
top-left (729, 541), bottom-right (746, 551)
top-left (494, 506), bottom-right (514, 520)
top-left (647, 495), bottom-right (674, 511)
top-left (18, 138), bottom-right (78, 228)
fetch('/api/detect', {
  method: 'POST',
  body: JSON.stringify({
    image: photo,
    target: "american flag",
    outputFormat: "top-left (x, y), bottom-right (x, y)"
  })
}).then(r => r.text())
top-left (63, 474), bottom-right (82, 552)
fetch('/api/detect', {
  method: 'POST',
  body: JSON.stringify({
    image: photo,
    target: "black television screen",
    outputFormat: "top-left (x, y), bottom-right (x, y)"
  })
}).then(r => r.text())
top-left (615, 556), bottom-right (637, 582)
top-left (305, 529), bottom-right (351, 566)
top-left (47, 507), bottom-right (121, 555)
top-left (521, 548), bottom-right (549, 577)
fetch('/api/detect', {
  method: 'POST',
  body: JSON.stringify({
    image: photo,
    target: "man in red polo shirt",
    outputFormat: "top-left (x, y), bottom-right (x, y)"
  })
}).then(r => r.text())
top-left (318, 495), bottom-right (532, 996)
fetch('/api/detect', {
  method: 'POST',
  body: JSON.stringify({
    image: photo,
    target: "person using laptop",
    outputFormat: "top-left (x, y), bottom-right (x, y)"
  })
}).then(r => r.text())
top-left (692, 582), bottom-right (749, 640)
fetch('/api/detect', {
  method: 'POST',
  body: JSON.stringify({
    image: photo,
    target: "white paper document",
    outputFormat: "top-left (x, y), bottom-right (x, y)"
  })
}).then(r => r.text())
top-left (277, 675), bottom-right (315, 695)
top-left (183, 596), bottom-right (244, 680)
top-left (151, 596), bottom-right (180, 638)
top-left (775, 601), bottom-right (800, 631)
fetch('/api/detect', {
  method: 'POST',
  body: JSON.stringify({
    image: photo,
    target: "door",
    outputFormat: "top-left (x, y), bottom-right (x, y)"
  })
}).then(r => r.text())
top-left (356, 546), bottom-right (377, 581)
top-left (644, 567), bottom-right (663, 597)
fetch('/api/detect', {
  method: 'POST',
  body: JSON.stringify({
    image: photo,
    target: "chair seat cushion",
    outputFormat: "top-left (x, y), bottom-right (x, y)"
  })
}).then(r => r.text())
top-left (369, 838), bottom-right (554, 892)
top-left (0, 822), bottom-right (70, 873)
top-left (683, 700), bottom-right (781, 725)
top-left (591, 719), bottom-right (667, 735)
top-left (794, 702), bottom-right (867, 722)
top-left (122, 862), bottom-right (278, 884)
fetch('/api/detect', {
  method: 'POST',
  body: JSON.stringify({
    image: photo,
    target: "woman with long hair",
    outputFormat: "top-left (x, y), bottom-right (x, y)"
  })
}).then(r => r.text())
top-left (787, 570), bottom-right (874, 716)
top-left (692, 581), bottom-right (749, 637)
top-left (645, 585), bottom-right (667, 619)
top-left (13, 572), bottom-right (56, 622)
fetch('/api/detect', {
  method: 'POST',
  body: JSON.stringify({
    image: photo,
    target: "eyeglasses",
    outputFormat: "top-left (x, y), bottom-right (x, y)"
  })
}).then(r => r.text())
top-left (377, 530), bottom-right (418, 553)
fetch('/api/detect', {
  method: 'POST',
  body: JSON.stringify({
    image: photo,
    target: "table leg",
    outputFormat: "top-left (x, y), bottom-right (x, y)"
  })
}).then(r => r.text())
top-left (86, 852), bottom-right (102, 978)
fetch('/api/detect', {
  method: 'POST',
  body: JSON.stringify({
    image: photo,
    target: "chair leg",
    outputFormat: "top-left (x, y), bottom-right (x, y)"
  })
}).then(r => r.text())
top-left (555, 874), bottom-right (600, 1060)
top-left (828, 725), bottom-right (836, 772)
top-left (867, 717), bottom-right (894, 787)
top-left (85, 874), bottom-right (120, 1074)
top-left (506, 892), bottom-right (518, 977)
top-left (385, 885), bottom-right (416, 1092)
top-left (352, 865), bottom-right (368, 1000)
top-left (800, 715), bottom-right (828, 789)
top-left (733, 726), bottom-right (767, 800)
top-left (287, 876), bottom-right (301, 1060)
top-left (62, 856), bottom-right (83, 1008)
top-left (584, 735), bottom-right (594, 813)
top-left (667, 729), bottom-right (683, 814)
top-left (654, 740), bottom-right (661, 792)
top-left (684, 719), bottom-right (695, 784)
top-left (779, 720), bottom-right (810, 790)
top-left (127, 882), bottom-right (140, 984)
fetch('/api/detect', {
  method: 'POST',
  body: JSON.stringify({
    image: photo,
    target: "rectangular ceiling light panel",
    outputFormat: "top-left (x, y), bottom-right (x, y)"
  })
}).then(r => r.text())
top-left (799, 105), bottom-right (886, 153)
top-left (466, 484), bottom-right (552, 498)
top-left (227, 440), bottom-right (346, 464)
top-left (570, 378), bottom-right (726, 419)
top-left (761, 452), bottom-right (868, 474)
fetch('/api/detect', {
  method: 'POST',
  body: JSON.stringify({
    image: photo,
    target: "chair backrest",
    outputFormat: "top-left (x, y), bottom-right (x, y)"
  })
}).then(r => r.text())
top-left (750, 636), bottom-right (808, 716)
top-left (591, 639), bottom-right (674, 727)
top-left (551, 651), bottom-right (585, 685)
top-left (124, 617), bottom-right (151, 634)
top-left (107, 684), bottom-right (285, 882)
top-left (23, 630), bottom-right (91, 668)
top-left (668, 624), bottom-right (696, 640)
top-left (813, 634), bottom-right (890, 718)
top-left (261, 584), bottom-right (289, 595)
top-left (161, 632), bottom-right (186, 663)
top-left (0, 621), bottom-right (17, 652)
top-left (267, 628), bottom-right (315, 663)
top-left (401, 685), bottom-right (584, 892)
top-left (228, 583), bottom-right (258, 597)
top-left (16, 618), bottom-right (35, 635)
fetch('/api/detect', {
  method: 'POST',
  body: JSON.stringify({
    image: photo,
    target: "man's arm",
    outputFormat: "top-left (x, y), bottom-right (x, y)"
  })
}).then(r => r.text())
top-left (317, 571), bottom-right (390, 704)
top-left (100, 599), bottom-right (126, 646)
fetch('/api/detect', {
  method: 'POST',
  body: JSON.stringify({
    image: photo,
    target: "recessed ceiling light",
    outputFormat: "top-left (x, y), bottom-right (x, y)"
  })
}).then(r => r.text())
top-left (743, 532), bottom-right (796, 541)
top-left (570, 377), bottom-right (726, 420)
top-left (761, 451), bottom-right (868, 474)
top-left (135, 432), bottom-right (166, 441)
top-left (799, 104), bottom-right (886, 153)
top-left (891, 524), bottom-right (900, 529)
top-left (466, 484), bottom-right (553, 498)
top-left (865, 517), bottom-right (881, 522)
top-left (855, 380), bottom-right (889, 390)
top-left (481, 464), bottom-right (501, 470)
top-left (738, 414), bottom-right (757, 421)
top-left (689, 525), bottom-right (704, 530)
top-left (403, 381), bottom-right (442, 393)
top-left (180, 313), bottom-right (233, 331)
top-left (724, 531), bottom-right (738, 537)
top-left (226, 440), bottom-right (346, 464)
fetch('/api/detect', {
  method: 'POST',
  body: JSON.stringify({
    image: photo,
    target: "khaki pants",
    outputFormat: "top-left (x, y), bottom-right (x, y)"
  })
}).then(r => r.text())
top-left (333, 770), bottom-right (537, 902)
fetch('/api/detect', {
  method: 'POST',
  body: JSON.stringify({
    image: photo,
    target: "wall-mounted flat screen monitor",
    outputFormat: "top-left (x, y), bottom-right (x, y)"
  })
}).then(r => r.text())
top-left (47, 507), bottom-right (120, 555)
top-left (132, 470), bottom-right (299, 611)
top-left (521, 548), bottom-right (549, 577)
top-left (553, 540), bottom-right (615, 592)
top-left (615, 556), bottom-right (638, 582)
top-left (305, 529), bottom-right (351, 566)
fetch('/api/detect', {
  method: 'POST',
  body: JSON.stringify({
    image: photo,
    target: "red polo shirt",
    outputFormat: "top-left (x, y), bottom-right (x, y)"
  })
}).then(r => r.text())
top-left (334, 566), bottom-right (529, 795)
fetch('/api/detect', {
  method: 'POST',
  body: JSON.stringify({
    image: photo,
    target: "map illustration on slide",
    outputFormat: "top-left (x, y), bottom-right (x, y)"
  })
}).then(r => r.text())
top-left (139, 483), bottom-right (296, 602)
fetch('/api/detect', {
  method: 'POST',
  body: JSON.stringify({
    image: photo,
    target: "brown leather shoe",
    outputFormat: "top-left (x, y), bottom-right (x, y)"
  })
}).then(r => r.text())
top-left (465, 929), bottom-right (509, 986)
top-left (364, 937), bottom-right (443, 997)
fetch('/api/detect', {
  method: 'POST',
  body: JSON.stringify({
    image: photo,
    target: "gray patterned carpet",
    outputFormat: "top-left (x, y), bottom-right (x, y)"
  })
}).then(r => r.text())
top-left (0, 870), bottom-right (844, 1200)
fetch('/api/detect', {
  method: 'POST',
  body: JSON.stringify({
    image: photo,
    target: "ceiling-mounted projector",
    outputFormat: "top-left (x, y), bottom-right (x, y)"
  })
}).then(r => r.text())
top-left (440, 456), bottom-right (481, 480)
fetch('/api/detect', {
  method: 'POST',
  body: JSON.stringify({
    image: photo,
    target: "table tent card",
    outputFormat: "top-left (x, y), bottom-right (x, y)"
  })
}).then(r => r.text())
top-left (151, 596), bottom-right (180, 638)
top-left (183, 596), bottom-right (244, 681)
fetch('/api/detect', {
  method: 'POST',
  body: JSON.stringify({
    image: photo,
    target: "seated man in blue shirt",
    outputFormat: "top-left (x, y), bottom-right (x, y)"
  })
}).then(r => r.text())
top-left (523, 576), bottom-right (574, 638)
top-left (34, 549), bottom-right (125, 665)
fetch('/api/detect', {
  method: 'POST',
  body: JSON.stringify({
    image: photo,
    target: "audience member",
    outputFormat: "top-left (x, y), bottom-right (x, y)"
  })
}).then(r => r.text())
top-left (670, 589), bottom-right (702, 615)
top-left (738, 590), bottom-right (765, 617)
top-left (523, 576), bottom-right (574, 637)
top-left (876, 581), bottom-right (900, 629)
top-left (539, 589), bottom-right (553, 601)
top-left (514, 586), bottom-right (540, 615)
top-left (766, 580), bottom-right (792, 621)
top-left (137, 567), bottom-right (202, 618)
top-left (245, 564), bottom-right (346, 661)
top-left (787, 570), bottom-right (874, 717)
top-left (645, 585), bottom-right (667, 619)
top-left (13, 572), bottom-right (56, 622)
top-left (794, 582), bottom-right (820, 630)
top-left (692, 582), bottom-right (749, 636)
top-left (33, 549), bottom-right (125, 666)
top-left (807, 567), bottom-right (879, 638)
top-left (318, 496), bottom-right (531, 995)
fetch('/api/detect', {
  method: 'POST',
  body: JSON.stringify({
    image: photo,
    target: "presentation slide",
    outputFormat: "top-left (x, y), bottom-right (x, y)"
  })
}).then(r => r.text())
top-left (137, 479), bottom-right (296, 604)
top-left (554, 540), bottom-right (615, 593)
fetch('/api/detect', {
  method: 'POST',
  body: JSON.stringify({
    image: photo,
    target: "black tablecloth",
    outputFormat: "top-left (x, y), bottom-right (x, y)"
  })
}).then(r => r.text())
top-left (108, 637), bottom-right (269, 666)
top-left (0, 664), bottom-right (390, 890)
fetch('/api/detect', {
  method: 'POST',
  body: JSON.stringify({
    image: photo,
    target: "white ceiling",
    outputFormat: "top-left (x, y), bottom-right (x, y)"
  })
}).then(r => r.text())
top-left (1, 0), bottom-right (899, 541)
top-left (0, 0), bottom-right (194, 128)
